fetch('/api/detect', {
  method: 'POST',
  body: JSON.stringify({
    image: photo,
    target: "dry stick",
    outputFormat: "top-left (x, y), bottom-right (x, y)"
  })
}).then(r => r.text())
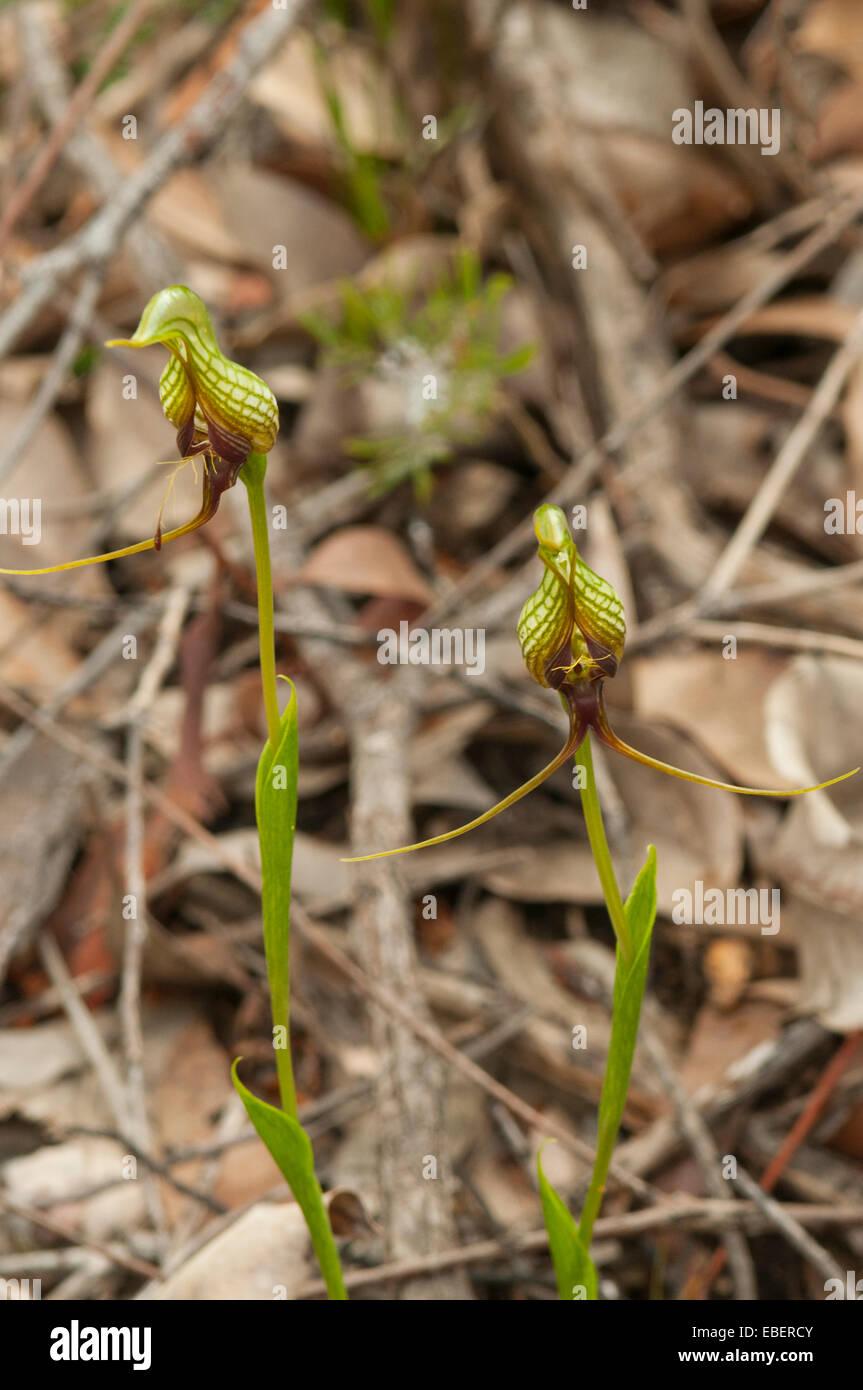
top-left (294, 1199), bottom-right (863, 1299)
top-left (631, 305), bottom-right (863, 651)
top-left (119, 583), bottom-right (191, 726)
top-left (122, 725), bottom-right (165, 1241)
top-left (0, 268), bottom-right (105, 487)
top-left (57, 1125), bottom-right (227, 1215)
top-left (0, 1194), bottom-right (161, 1283)
top-left (581, 941), bottom-right (755, 1298)
top-left (691, 1031), bottom-right (862, 1298)
top-left (709, 557), bottom-right (863, 617)
top-left (281, 506), bottom-right (471, 1290)
top-left (0, 0), bottom-right (310, 360)
top-left (676, 0), bottom-right (807, 200)
top-left (15, 6), bottom-right (176, 296)
top-left (38, 931), bottom-right (129, 1133)
top-left (120, 587), bottom-right (190, 1241)
top-left (0, 677), bottom-right (653, 1204)
top-left (295, 908), bottom-right (651, 1204)
top-left (761, 1032), bottom-right (862, 1192)
top-left (702, 308), bottom-right (863, 604)
top-left (642, 1031), bottom-right (757, 1301)
top-left (731, 1166), bottom-right (844, 1288)
top-left (344, 666), bottom-right (471, 1298)
top-left (0, 0), bottom-right (155, 251)
top-left (689, 618), bottom-right (863, 663)
top-left (425, 186), bottom-right (863, 631)
top-left (0, 607), bottom-right (154, 780)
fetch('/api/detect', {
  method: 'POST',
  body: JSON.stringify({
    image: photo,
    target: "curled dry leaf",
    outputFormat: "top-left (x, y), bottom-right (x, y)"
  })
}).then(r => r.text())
top-left (0, 405), bottom-right (106, 595)
top-left (762, 656), bottom-right (863, 1029)
top-left (146, 1201), bottom-right (321, 1300)
top-left (0, 739), bottom-right (93, 985)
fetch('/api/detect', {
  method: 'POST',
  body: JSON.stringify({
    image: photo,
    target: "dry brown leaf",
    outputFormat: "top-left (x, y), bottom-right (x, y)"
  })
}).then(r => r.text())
top-left (146, 1202), bottom-right (318, 1300)
top-left (632, 648), bottom-right (790, 791)
top-left (492, 4), bottom-right (751, 252)
top-left (664, 245), bottom-right (785, 316)
top-left (296, 526), bottom-right (434, 604)
top-left (211, 166), bottom-right (369, 292)
top-left (0, 405), bottom-right (107, 595)
top-left (679, 1000), bottom-right (786, 1094)
top-left (151, 1018), bottom-right (235, 1227)
top-left (101, 134), bottom-right (247, 264)
top-left (86, 361), bottom-right (186, 542)
top-left (0, 738), bottom-right (93, 983)
top-left (250, 30), bottom-right (403, 158)
top-left (813, 80), bottom-right (863, 161)
top-left (796, 0), bottom-right (863, 84)
top-left (0, 588), bottom-right (79, 691)
top-left (722, 296), bottom-right (858, 343)
top-left (762, 656), bottom-right (863, 1028)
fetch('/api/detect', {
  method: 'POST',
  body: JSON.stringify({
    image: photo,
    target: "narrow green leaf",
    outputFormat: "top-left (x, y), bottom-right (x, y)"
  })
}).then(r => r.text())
top-left (255, 682), bottom-right (299, 1115)
top-left (231, 1062), bottom-right (347, 1300)
top-left (537, 1148), bottom-right (598, 1301)
top-left (498, 343), bottom-right (536, 375)
top-left (577, 845), bottom-right (658, 1250)
top-left (597, 843), bottom-right (658, 1156)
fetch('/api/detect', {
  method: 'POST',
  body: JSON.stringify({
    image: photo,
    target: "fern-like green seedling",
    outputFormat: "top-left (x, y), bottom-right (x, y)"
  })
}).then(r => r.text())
top-left (302, 250), bottom-right (534, 497)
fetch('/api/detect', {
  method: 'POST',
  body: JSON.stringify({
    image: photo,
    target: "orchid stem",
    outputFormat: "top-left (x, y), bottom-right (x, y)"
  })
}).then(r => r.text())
top-left (576, 732), bottom-right (632, 964)
top-left (242, 452), bottom-right (297, 1118)
top-left (242, 453), bottom-right (281, 751)
top-left (575, 733), bottom-right (641, 1254)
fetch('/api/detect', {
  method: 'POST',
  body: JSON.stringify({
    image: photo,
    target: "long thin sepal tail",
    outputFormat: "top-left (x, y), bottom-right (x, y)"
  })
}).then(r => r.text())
top-left (0, 493), bottom-right (214, 577)
top-left (342, 723), bottom-right (582, 863)
top-left (597, 712), bottom-right (859, 798)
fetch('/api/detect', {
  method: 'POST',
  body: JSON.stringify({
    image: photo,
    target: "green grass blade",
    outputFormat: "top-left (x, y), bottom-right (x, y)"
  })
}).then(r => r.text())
top-left (595, 843), bottom-right (658, 1167)
top-left (255, 680), bottom-right (299, 1116)
top-left (537, 845), bottom-right (658, 1300)
top-left (537, 1149), bottom-right (598, 1301)
top-left (232, 1062), bottom-right (347, 1300)
top-left (577, 844), bottom-right (658, 1254)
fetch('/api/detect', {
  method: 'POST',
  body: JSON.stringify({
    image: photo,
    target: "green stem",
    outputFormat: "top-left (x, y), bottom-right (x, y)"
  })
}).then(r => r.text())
top-left (242, 453), bottom-right (297, 1118)
top-left (242, 454), bottom-right (281, 750)
top-left (575, 733), bottom-right (649, 1257)
top-left (576, 732), bottom-right (632, 963)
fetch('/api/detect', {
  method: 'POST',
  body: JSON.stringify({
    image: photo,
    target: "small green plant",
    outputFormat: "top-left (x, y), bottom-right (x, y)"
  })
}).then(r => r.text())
top-left (1, 286), bottom-right (346, 1301)
top-left (302, 250), bottom-right (534, 498)
top-left (344, 502), bottom-right (858, 1299)
top-left (313, 36), bottom-right (391, 241)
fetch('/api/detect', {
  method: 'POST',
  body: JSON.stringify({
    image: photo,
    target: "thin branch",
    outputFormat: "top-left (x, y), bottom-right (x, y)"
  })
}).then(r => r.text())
top-left (1, 0), bottom-right (155, 251)
top-left (0, 267), bottom-right (105, 487)
top-left (0, 0), bottom-right (310, 359)
top-left (732, 1166), bottom-right (844, 1287)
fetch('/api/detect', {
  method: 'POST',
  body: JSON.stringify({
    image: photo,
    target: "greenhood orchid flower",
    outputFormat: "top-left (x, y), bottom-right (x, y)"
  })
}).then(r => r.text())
top-left (345, 503), bottom-right (859, 862)
top-left (0, 285), bottom-right (279, 575)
